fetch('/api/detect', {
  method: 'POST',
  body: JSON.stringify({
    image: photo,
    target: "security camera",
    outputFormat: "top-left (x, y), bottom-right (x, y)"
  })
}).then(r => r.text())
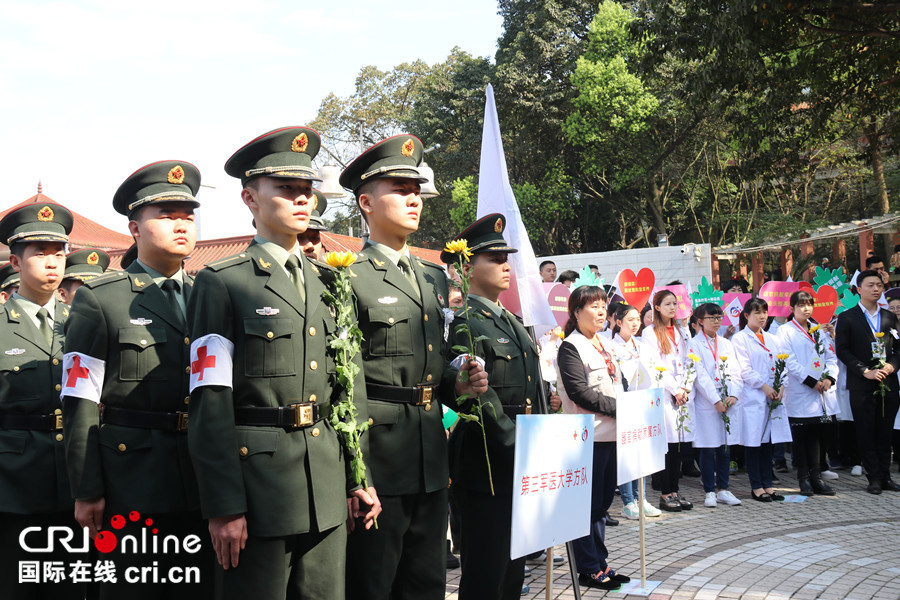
top-left (680, 247), bottom-right (688, 254)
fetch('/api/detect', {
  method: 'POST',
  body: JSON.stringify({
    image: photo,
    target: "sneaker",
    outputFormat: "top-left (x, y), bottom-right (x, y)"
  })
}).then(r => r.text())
top-left (521, 584), bottom-right (530, 595)
top-left (526, 551), bottom-right (565, 566)
top-left (820, 470), bottom-right (839, 480)
top-left (716, 490), bottom-right (742, 506)
top-left (704, 491), bottom-right (717, 507)
top-left (851, 465), bottom-right (863, 476)
top-left (623, 500), bottom-right (640, 520)
top-left (523, 565), bottom-right (532, 579)
top-left (642, 500), bottom-right (662, 517)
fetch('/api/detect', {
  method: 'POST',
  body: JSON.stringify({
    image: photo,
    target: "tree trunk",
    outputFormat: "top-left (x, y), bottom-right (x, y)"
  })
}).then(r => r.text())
top-left (645, 180), bottom-right (667, 238)
top-left (864, 118), bottom-right (890, 214)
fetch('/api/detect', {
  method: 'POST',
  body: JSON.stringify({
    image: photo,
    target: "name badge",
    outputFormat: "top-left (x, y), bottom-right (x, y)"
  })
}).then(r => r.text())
top-left (256, 307), bottom-right (280, 316)
top-left (130, 318), bottom-right (153, 326)
top-left (378, 296), bottom-right (398, 305)
top-left (872, 342), bottom-right (887, 360)
top-left (4, 348), bottom-right (25, 356)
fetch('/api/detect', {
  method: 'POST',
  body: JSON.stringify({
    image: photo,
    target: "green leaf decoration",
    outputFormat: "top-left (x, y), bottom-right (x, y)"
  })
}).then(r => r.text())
top-left (689, 276), bottom-right (724, 308)
top-left (572, 265), bottom-right (602, 289)
top-left (835, 288), bottom-right (859, 315)
top-left (812, 266), bottom-right (849, 297)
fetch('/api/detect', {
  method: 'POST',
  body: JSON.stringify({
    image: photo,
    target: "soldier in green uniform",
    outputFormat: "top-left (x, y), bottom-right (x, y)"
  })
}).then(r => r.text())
top-left (0, 262), bottom-right (20, 303)
top-left (297, 190), bottom-right (327, 261)
top-left (56, 248), bottom-right (110, 305)
top-left (339, 135), bottom-right (487, 600)
top-left (186, 126), bottom-right (378, 600)
top-left (0, 203), bottom-right (82, 599)
top-left (441, 213), bottom-right (541, 600)
top-left (62, 161), bottom-right (213, 599)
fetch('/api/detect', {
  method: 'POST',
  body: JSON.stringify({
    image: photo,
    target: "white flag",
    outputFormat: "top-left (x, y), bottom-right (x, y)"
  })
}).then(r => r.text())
top-left (476, 84), bottom-right (557, 329)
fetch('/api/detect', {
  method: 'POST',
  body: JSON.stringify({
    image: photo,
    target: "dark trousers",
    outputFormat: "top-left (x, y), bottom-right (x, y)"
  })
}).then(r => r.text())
top-left (839, 421), bottom-right (860, 466)
top-left (0, 511), bottom-right (84, 600)
top-left (219, 523), bottom-right (344, 600)
top-left (788, 417), bottom-right (825, 475)
top-left (699, 446), bottom-right (730, 493)
top-left (850, 389), bottom-right (900, 483)
top-left (746, 444), bottom-right (775, 490)
top-left (346, 488), bottom-right (447, 600)
top-left (455, 487), bottom-right (525, 600)
top-left (652, 442), bottom-right (683, 494)
top-left (100, 511), bottom-right (214, 600)
top-left (572, 442), bottom-right (617, 576)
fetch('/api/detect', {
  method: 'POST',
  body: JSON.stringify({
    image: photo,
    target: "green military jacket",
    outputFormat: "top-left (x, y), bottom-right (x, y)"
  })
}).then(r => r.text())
top-left (186, 242), bottom-right (368, 537)
top-left (351, 243), bottom-right (450, 496)
top-left (442, 296), bottom-right (540, 494)
top-left (0, 297), bottom-right (70, 513)
top-left (62, 263), bottom-right (199, 514)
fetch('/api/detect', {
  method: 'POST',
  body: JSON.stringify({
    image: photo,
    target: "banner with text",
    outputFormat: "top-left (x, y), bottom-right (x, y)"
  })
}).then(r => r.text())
top-left (511, 414), bottom-right (594, 559)
top-left (616, 388), bottom-right (667, 485)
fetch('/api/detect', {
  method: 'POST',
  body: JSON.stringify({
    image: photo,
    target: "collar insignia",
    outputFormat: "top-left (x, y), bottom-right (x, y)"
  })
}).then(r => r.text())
top-left (373, 258), bottom-right (386, 267)
top-left (256, 307), bottom-right (280, 316)
top-left (4, 348), bottom-right (25, 356)
top-left (291, 133), bottom-right (309, 153)
top-left (10, 310), bottom-right (20, 318)
top-left (130, 318), bottom-right (153, 325)
top-left (259, 258), bottom-right (271, 269)
top-left (37, 206), bottom-right (54, 222)
top-left (167, 165), bottom-right (185, 184)
top-left (134, 278), bottom-right (146, 287)
top-left (378, 296), bottom-right (398, 305)
top-left (62, 307), bottom-right (69, 317)
top-left (309, 263), bottom-right (319, 274)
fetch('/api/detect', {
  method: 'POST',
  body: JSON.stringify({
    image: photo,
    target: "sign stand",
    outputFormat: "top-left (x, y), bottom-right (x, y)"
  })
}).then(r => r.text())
top-left (638, 478), bottom-right (647, 589)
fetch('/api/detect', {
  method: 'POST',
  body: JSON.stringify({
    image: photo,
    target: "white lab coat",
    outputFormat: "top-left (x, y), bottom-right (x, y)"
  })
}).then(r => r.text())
top-left (835, 358), bottom-right (853, 421)
top-left (776, 319), bottom-right (839, 418)
top-left (732, 327), bottom-right (792, 446)
top-left (612, 333), bottom-right (654, 391)
top-left (642, 324), bottom-right (696, 444)
top-left (689, 334), bottom-right (744, 448)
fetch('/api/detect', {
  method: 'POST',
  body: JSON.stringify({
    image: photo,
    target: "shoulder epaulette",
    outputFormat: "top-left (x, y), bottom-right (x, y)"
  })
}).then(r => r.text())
top-left (206, 253), bottom-right (251, 272)
top-left (84, 271), bottom-right (129, 289)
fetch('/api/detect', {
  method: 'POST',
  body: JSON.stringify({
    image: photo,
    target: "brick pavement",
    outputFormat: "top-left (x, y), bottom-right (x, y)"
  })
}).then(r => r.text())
top-left (445, 464), bottom-right (900, 599)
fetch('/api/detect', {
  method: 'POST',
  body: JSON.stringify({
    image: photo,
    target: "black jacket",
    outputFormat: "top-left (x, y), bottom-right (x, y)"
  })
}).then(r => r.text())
top-left (835, 304), bottom-right (900, 392)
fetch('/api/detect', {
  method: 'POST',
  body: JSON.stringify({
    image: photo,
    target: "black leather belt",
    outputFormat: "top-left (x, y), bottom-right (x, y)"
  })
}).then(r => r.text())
top-left (367, 383), bottom-right (434, 410)
top-left (234, 403), bottom-right (330, 430)
top-left (101, 406), bottom-right (189, 433)
top-left (502, 403), bottom-right (533, 419)
top-left (0, 412), bottom-right (63, 431)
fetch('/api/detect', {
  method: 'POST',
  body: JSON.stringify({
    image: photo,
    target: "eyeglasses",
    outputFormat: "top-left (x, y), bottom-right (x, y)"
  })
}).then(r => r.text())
top-left (703, 315), bottom-right (724, 321)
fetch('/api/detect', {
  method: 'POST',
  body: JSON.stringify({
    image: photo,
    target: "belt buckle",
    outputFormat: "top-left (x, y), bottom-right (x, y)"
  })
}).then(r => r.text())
top-left (525, 399), bottom-right (533, 415)
top-left (176, 411), bottom-right (189, 432)
top-left (54, 414), bottom-right (63, 430)
top-left (416, 385), bottom-right (433, 411)
top-left (293, 403), bottom-right (314, 428)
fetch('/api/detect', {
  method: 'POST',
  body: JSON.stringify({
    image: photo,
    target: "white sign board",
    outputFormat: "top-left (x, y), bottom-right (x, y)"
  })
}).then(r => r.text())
top-left (510, 414), bottom-right (594, 559)
top-left (616, 388), bottom-right (667, 485)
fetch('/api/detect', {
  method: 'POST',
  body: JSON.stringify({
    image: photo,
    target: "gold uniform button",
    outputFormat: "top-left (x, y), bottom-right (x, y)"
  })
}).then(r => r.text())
top-left (266, 331), bottom-right (274, 339)
top-left (52, 358), bottom-right (60, 365)
top-left (507, 355), bottom-right (512, 360)
top-left (367, 418), bottom-right (374, 426)
top-left (56, 434), bottom-right (63, 442)
top-left (428, 344), bottom-right (433, 352)
top-left (426, 374), bottom-right (433, 382)
top-left (308, 394), bottom-right (317, 402)
top-left (388, 317), bottom-right (395, 324)
top-left (524, 352), bottom-right (528, 358)
top-left (140, 339), bottom-right (148, 346)
top-left (185, 366), bottom-right (191, 374)
top-left (54, 408), bottom-right (62, 415)
top-left (308, 327), bottom-right (316, 336)
top-left (55, 384), bottom-right (61, 392)
top-left (184, 397), bottom-right (190, 405)
top-left (424, 314), bottom-right (429, 322)
top-left (527, 376), bottom-right (532, 382)
top-left (117, 443), bottom-right (127, 452)
top-left (310, 361), bottom-right (318, 370)
top-left (526, 398), bottom-right (532, 404)
top-left (311, 428), bottom-right (320, 437)
top-left (239, 446), bottom-right (249, 457)
top-left (184, 337), bottom-right (190, 345)
top-left (13, 366), bottom-right (19, 372)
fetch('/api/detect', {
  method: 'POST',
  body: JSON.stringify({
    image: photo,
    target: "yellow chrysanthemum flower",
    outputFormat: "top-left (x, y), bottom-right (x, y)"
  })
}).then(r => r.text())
top-left (809, 324), bottom-right (820, 333)
top-left (688, 352), bottom-right (701, 362)
top-left (325, 251), bottom-right (357, 268)
top-left (552, 326), bottom-right (565, 339)
top-left (443, 239), bottom-right (473, 260)
top-left (777, 353), bottom-right (789, 360)
top-left (719, 355), bottom-right (728, 361)
top-left (655, 365), bottom-right (667, 372)
top-left (875, 332), bottom-right (885, 338)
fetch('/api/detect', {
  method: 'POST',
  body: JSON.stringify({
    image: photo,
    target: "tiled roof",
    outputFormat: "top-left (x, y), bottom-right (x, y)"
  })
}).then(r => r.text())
top-left (107, 232), bottom-right (443, 275)
top-left (0, 191), bottom-right (133, 251)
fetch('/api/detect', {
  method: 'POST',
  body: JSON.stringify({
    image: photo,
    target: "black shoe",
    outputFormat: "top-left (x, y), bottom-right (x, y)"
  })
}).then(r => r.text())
top-left (774, 461), bottom-right (789, 473)
top-left (579, 572), bottom-right (621, 590)
top-left (675, 494), bottom-right (693, 510)
top-left (810, 474), bottom-right (835, 496)
top-left (682, 461), bottom-right (701, 477)
top-left (867, 481), bottom-right (883, 495)
top-left (659, 495), bottom-right (681, 512)
top-left (605, 512), bottom-right (619, 526)
top-left (881, 479), bottom-right (900, 492)
top-left (798, 477), bottom-right (814, 496)
top-left (751, 491), bottom-right (772, 502)
top-left (769, 492), bottom-right (785, 501)
top-left (606, 568), bottom-right (631, 584)
top-left (446, 540), bottom-right (460, 569)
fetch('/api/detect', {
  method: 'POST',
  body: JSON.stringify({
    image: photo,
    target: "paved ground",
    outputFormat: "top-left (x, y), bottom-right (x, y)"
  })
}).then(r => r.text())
top-left (445, 464), bottom-right (900, 599)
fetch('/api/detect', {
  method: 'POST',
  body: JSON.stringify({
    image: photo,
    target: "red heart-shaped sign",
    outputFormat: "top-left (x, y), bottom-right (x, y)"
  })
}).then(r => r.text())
top-left (811, 285), bottom-right (839, 324)
top-left (798, 281), bottom-right (814, 292)
top-left (619, 268), bottom-right (655, 310)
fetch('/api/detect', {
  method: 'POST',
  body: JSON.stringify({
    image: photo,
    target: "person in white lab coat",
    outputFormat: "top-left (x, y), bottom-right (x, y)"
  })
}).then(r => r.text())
top-left (732, 298), bottom-right (790, 502)
top-left (611, 304), bottom-right (662, 519)
top-left (777, 290), bottom-right (838, 496)
top-left (642, 290), bottom-right (697, 512)
top-left (689, 303), bottom-right (744, 508)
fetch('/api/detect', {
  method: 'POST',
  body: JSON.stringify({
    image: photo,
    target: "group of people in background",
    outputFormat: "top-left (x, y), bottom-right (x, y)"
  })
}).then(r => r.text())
top-left (546, 261), bottom-right (900, 590)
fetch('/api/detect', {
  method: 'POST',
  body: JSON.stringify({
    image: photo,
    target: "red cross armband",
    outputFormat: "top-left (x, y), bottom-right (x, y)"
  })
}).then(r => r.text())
top-left (189, 334), bottom-right (235, 392)
top-left (61, 352), bottom-right (106, 403)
